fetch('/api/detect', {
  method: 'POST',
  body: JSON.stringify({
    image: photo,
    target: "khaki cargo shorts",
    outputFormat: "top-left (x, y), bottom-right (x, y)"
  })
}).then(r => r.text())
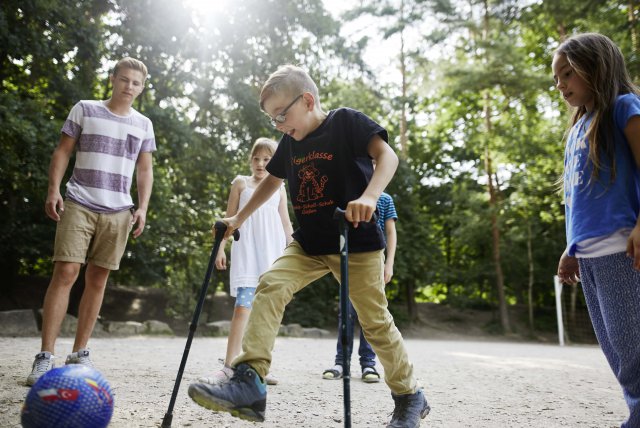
top-left (53, 200), bottom-right (133, 270)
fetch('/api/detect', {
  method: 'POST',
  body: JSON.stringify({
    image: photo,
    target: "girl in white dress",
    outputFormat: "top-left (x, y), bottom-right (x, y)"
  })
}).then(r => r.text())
top-left (199, 138), bottom-right (293, 385)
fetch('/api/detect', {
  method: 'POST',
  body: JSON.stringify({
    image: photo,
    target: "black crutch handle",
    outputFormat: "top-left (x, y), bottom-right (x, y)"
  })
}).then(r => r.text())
top-left (332, 207), bottom-right (378, 224)
top-left (213, 220), bottom-right (240, 242)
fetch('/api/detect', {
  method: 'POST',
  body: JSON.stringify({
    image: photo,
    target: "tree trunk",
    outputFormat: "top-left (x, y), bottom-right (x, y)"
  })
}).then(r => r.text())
top-left (405, 281), bottom-right (418, 322)
top-left (482, 0), bottom-right (511, 333)
top-left (527, 220), bottom-right (535, 334)
top-left (445, 220), bottom-right (453, 300)
top-left (484, 144), bottom-right (511, 333)
top-left (399, 0), bottom-right (408, 159)
top-left (569, 283), bottom-right (578, 325)
top-left (399, 0), bottom-right (412, 318)
top-left (628, 1), bottom-right (640, 80)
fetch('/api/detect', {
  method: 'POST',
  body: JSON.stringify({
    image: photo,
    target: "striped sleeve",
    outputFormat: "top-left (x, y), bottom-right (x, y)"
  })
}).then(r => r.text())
top-left (140, 117), bottom-right (156, 152)
top-left (376, 192), bottom-right (398, 231)
top-left (61, 102), bottom-right (84, 139)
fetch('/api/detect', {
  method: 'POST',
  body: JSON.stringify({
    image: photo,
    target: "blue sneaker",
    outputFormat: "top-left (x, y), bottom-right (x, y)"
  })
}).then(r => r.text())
top-left (188, 363), bottom-right (267, 422)
top-left (387, 388), bottom-right (430, 428)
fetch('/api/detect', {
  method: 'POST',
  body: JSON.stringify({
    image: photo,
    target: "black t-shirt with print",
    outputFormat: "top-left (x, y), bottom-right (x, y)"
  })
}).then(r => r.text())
top-left (267, 107), bottom-right (387, 255)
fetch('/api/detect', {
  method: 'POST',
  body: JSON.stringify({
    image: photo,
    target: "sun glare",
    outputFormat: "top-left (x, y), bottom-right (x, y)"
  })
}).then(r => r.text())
top-left (183, 0), bottom-right (226, 16)
top-left (182, 0), bottom-right (233, 29)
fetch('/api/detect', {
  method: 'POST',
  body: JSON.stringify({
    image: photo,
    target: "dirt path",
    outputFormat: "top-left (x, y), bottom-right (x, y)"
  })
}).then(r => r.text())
top-left (0, 336), bottom-right (627, 427)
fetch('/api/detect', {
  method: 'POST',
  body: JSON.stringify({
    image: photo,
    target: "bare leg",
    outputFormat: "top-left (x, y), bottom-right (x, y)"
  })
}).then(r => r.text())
top-left (72, 263), bottom-right (110, 352)
top-left (225, 306), bottom-right (251, 366)
top-left (41, 262), bottom-right (81, 354)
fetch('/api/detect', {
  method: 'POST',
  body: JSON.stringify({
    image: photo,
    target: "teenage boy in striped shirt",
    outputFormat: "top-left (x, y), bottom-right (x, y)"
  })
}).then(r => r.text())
top-left (27, 57), bottom-right (156, 385)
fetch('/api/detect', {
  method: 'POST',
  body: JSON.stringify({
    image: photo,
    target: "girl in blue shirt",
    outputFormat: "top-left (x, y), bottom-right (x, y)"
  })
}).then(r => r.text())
top-left (553, 33), bottom-right (640, 428)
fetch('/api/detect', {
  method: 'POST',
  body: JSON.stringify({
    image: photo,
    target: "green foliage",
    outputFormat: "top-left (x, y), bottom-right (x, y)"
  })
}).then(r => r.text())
top-left (1, 0), bottom-right (111, 287)
top-left (3, 0), bottom-right (636, 333)
top-left (0, 90), bottom-right (58, 278)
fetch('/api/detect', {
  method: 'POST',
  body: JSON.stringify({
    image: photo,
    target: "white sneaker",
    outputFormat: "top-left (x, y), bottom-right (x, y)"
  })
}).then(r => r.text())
top-left (26, 351), bottom-right (55, 386)
top-left (65, 348), bottom-right (94, 367)
top-left (197, 365), bottom-right (234, 385)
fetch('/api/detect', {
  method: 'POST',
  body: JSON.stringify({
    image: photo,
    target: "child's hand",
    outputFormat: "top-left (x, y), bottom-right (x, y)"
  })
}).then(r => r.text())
top-left (45, 190), bottom-right (64, 221)
top-left (215, 251), bottom-right (227, 270)
top-left (557, 249), bottom-right (580, 284)
top-left (345, 196), bottom-right (377, 228)
top-left (383, 263), bottom-right (393, 284)
top-left (626, 225), bottom-right (640, 270)
top-left (221, 215), bottom-right (241, 240)
top-left (131, 207), bottom-right (147, 238)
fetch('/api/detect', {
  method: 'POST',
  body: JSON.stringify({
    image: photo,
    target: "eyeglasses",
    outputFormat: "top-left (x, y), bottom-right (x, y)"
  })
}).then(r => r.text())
top-left (269, 94), bottom-right (303, 128)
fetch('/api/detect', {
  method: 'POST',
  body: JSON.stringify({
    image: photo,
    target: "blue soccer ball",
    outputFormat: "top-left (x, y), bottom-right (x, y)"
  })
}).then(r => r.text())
top-left (21, 365), bottom-right (114, 428)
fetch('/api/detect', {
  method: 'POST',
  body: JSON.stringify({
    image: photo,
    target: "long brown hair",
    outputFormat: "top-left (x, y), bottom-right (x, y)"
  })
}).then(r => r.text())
top-left (555, 33), bottom-right (639, 182)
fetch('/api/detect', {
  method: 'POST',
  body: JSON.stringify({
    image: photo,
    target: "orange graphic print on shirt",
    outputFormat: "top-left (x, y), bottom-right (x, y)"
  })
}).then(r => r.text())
top-left (297, 162), bottom-right (328, 203)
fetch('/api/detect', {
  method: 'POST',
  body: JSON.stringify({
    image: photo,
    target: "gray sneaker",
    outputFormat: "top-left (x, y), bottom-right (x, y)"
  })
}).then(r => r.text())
top-left (387, 388), bottom-right (430, 428)
top-left (188, 363), bottom-right (267, 422)
top-left (65, 348), bottom-right (94, 367)
top-left (26, 351), bottom-right (55, 386)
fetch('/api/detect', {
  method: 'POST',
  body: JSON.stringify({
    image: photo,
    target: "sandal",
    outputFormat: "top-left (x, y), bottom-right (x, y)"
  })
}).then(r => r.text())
top-left (322, 365), bottom-right (343, 380)
top-left (362, 366), bottom-right (381, 383)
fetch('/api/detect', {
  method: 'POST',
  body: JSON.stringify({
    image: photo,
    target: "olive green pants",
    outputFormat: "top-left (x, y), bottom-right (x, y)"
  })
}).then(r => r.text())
top-left (233, 241), bottom-right (418, 395)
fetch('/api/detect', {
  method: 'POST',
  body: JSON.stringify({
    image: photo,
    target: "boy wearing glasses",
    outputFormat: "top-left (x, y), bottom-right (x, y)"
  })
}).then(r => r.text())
top-left (188, 64), bottom-right (429, 427)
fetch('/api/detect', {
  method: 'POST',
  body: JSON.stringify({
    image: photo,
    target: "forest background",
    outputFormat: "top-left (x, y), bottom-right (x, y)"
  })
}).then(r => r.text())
top-left (2, 0), bottom-right (637, 337)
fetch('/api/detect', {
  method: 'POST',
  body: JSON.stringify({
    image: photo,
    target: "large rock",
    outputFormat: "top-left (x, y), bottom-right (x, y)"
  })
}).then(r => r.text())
top-left (279, 323), bottom-right (304, 337)
top-left (301, 327), bottom-right (331, 338)
top-left (104, 321), bottom-right (144, 335)
top-left (101, 285), bottom-right (170, 322)
top-left (202, 320), bottom-right (231, 337)
top-left (34, 310), bottom-right (106, 338)
top-left (59, 313), bottom-right (78, 337)
top-left (0, 310), bottom-right (38, 336)
top-left (143, 320), bottom-right (174, 335)
top-left (277, 324), bottom-right (330, 337)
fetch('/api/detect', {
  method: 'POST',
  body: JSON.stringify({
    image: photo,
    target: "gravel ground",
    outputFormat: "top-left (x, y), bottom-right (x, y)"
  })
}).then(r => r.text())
top-left (0, 336), bottom-right (627, 428)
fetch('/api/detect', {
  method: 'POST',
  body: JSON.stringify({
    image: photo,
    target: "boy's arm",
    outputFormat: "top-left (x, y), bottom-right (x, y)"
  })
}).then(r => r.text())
top-left (45, 134), bottom-right (76, 221)
top-left (346, 135), bottom-right (398, 227)
top-left (278, 186), bottom-right (294, 245)
top-left (383, 218), bottom-right (397, 283)
top-left (132, 152), bottom-right (153, 238)
top-left (214, 176), bottom-right (243, 269)
top-left (222, 174), bottom-right (283, 239)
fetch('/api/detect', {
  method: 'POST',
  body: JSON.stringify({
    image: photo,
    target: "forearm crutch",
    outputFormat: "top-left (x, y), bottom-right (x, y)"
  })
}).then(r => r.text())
top-left (333, 207), bottom-right (352, 428)
top-left (161, 222), bottom-right (239, 428)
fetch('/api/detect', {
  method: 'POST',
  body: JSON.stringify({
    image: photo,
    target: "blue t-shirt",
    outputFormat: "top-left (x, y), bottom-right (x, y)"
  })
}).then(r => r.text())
top-left (564, 93), bottom-right (640, 256)
top-left (267, 108), bottom-right (388, 255)
top-left (376, 192), bottom-right (398, 237)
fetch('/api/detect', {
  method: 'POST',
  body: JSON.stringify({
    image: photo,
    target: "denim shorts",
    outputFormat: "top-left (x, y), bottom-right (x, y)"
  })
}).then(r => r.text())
top-left (235, 287), bottom-right (256, 309)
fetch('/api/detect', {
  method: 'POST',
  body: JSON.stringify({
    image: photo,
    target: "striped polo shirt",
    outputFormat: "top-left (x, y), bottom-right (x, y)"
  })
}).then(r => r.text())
top-left (61, 100), bottom-right (156, 213)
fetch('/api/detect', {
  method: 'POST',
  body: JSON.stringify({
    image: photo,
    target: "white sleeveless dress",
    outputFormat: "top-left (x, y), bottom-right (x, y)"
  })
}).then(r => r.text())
top-left (229, 177), bottom-right (287, 297)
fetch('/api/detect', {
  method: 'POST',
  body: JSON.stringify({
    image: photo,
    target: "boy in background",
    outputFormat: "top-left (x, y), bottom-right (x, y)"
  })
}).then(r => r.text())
top-left (27, 57), bottom-right (155, 386)
top-left (323, 191), bottom-right (398, 384)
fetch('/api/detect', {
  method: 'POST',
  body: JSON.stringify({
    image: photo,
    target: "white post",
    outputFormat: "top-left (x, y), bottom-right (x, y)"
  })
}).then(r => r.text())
top-left (554, 275), bottom-right (565, 346)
